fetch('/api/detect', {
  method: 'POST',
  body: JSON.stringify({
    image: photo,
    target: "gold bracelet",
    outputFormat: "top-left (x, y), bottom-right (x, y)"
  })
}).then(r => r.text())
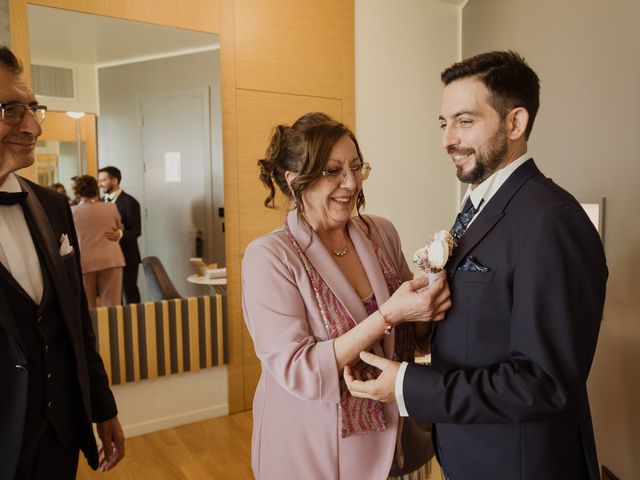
top-left (380, 307), bottom-right (392, 335)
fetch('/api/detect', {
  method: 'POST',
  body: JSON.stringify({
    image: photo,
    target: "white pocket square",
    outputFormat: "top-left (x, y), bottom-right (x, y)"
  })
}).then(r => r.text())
top-left (59, 234), bottom-right (74, 256)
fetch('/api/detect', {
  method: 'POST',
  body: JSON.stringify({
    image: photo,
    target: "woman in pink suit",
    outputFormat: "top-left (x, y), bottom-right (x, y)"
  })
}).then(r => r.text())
top-left (242, 114), bottom-right (451, 479)
top-left (71, 175), bottom-right (125, 308)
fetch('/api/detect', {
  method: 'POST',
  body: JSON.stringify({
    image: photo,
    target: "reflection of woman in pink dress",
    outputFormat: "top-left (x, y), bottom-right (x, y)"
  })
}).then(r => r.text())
top-left (71, 175), bottom-right (125, 308)
top-left (241, 114), bottom-right (451, 479)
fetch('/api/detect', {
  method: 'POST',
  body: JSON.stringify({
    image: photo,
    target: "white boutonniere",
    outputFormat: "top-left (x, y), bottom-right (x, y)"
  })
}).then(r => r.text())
top-left (413, 230), bottom-right (456, 284)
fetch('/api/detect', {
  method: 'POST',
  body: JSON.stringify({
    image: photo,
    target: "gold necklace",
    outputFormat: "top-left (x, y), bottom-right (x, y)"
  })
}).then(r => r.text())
top-left (333, 248), bottom-right (348, 257)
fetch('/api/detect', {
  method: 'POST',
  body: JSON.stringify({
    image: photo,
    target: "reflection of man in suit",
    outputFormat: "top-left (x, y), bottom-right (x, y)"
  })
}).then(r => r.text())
top-left (346, 51), bottom-right (607, 480)
top-left (0, 46), bottom-right (124, 479)
top-left (98, 166), bottom-right (141, 304)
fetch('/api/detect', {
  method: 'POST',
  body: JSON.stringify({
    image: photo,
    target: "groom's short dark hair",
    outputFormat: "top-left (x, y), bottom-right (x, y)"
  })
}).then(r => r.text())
top-left (441, 51), bottom-right (540, 140)
top-left (99, 166), bottom-right (122, 183)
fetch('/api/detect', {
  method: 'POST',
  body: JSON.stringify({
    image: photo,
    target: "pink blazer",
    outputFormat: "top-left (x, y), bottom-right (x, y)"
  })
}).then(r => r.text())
top-left (242, 209), bottom-right (413, 480)
top-left (71, 201), bottom-right (125, 274)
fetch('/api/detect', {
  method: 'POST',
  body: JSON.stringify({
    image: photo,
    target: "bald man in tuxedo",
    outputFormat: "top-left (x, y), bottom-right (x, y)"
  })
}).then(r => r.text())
top-left (0, 46), bottom-right (124, 479)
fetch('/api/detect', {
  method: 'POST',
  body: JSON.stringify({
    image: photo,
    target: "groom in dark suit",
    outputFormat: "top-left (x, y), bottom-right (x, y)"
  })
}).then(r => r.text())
top-left (346, 51), bottom-right (607, 480)
top-left (0, 46), bottom-right (124, 479)
top-left (98, 166), bottom-right (142, 304)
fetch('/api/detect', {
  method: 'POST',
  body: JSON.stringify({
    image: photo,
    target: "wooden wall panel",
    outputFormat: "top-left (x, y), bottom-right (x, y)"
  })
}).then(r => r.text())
top-left (340, 0), bottom-right (355, 129)
top-left (235, 0), bottom-right (345, 99)
top-left (219, 0), bottom-right (245, 414)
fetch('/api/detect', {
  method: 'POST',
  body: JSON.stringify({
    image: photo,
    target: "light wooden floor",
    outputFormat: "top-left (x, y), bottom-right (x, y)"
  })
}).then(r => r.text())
top-left (76, 411), bottom-right (254, 480)
top-left (77, 411), bottom-right (444, 479)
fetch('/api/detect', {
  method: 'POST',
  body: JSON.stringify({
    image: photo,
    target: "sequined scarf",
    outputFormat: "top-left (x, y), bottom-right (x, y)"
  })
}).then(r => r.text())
top-left (285, 218), bottom-right (416, 438)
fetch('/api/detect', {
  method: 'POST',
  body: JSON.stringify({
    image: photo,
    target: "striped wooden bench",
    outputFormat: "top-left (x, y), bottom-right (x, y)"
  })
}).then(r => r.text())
top-left (89, 295), bottom-right (227, 385)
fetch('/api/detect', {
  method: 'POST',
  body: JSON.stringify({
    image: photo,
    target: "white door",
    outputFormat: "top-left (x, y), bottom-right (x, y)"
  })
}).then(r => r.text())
top-left (140, 89), bottom-right (214, 298)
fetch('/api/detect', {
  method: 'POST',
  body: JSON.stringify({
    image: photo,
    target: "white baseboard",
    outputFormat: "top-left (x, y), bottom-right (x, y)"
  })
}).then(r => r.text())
top-left (121, 403), bottom-right (229, 438)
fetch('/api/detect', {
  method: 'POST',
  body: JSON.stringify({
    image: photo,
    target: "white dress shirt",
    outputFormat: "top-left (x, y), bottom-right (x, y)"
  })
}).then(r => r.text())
top-left (104, 188), bottom-right (122, 203)
top-left (395, 153), bottom-right (532, 416)
top-left (0, 173), bottom-right (44, 304)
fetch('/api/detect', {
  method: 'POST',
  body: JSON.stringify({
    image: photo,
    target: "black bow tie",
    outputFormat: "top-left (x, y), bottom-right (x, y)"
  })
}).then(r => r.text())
top-left (0, 191), bottom-right (28, 206)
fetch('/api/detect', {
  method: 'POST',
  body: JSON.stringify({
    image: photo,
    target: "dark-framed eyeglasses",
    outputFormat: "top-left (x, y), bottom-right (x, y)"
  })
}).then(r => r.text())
top-left (0, 102), bottom-right (47, 126)
top-left (321, 162), bottom-right (371, 181)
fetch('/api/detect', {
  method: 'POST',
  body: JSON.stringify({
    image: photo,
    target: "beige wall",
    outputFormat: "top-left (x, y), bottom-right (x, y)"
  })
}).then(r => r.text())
top-left (463, 1), bottom-right (640, 478)
top-left (355, 0), bottom-right (460, 265)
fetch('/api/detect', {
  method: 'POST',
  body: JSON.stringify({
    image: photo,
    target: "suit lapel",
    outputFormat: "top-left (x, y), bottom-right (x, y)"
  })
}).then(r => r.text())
top-left (349, 221), bottom-right (390, 306)
top-left (17, 178), bottom-right (77, 340)
top-left (114, 191), bottom-right (126, 209)
top-left (447, 212), bottom-right (504, 275)
top-left (288, 210), bottom-right (369, 324)
top-left (288, 211), bottom-right (391, 356)
top-left (349, 218), bottom-right (396, 357)
top-left (447, 159), bottom-right (542, 278)
top-left (0, 178), bottom-right (61, 353)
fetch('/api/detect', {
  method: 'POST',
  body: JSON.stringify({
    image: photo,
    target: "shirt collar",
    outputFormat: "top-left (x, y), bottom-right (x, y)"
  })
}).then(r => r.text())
top-left (0, 173), bottom-right (22, 193)
top-left (106, 188), bottom-right (122, 201)
top-left (461, 152), bottom-right (531, 211)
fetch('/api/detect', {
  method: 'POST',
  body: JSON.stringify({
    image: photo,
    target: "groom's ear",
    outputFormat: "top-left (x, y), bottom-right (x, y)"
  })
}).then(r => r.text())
top-left (506, 107), bottom-right (529, 141)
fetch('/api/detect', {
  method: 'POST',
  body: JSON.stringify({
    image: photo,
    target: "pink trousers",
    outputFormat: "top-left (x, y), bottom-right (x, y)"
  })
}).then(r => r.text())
top-left (83, 267), bottom-right (123, 308)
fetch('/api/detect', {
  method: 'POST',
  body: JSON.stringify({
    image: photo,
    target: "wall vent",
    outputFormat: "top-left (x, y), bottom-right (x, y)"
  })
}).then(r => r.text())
top-left (31, 64), bottom-right (75, 99)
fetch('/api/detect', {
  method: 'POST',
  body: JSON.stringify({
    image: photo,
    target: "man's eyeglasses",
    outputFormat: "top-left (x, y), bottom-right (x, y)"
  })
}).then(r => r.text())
top-left (0, 102), bottom-right (47, 126)
top-left (321, 162), bottom-right (371, 181)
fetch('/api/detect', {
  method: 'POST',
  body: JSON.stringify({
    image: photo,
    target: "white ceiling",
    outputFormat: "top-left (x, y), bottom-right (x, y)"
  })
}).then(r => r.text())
top-left (28, 5), bottom-right (219, 68)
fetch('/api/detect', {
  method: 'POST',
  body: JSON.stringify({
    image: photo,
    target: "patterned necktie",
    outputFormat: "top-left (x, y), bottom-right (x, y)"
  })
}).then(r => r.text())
top-left (450, 197), bottom-right (480, 240)
top-left (0, 191), bottom-right (28, 206)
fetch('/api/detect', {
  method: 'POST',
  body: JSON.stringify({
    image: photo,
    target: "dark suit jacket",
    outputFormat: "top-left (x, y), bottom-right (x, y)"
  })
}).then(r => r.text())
top-left (0, 177), bottom-right (117, 479)
top-left (114, 191), bottom-right (141, 266)
top-left (403, 160), bottom-right (607, 480)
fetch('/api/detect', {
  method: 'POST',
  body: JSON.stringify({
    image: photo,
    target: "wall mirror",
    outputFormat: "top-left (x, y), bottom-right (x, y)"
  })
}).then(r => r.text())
top-left (34, 111), bottom-right (96, 195)
top-left (28, 5), bottom-right (225, 300)
top-left (25, 3), bottom-right (231, 437)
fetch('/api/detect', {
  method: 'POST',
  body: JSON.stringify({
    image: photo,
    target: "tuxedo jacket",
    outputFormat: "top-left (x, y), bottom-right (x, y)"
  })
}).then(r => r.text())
top-left (0, 177), bottom-right (117, 478)
top-left (113, 191), bottom-right (141, 266)
top-left (403, 160), bottom-right (608, 480)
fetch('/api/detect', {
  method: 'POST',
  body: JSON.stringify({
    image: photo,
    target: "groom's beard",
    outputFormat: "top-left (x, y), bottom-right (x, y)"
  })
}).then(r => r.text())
top-left (452, 126), bottom-right (509, 185)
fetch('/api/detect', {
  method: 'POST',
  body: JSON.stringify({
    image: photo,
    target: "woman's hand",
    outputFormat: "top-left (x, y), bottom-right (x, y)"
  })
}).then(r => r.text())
top-left (103, 228), bottom-right (121, 242)
top-left (381, 273), bottom-right (451, 326)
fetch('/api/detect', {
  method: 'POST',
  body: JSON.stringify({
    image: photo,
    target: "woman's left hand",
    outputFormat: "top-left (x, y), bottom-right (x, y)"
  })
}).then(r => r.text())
top-left (381, 274), bottom-right (452, 326)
